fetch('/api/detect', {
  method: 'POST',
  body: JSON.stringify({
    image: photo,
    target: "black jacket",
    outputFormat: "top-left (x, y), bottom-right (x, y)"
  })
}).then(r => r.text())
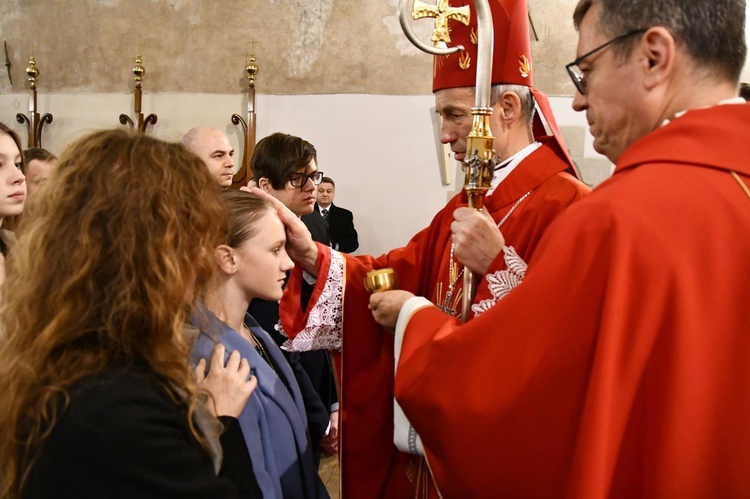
top-left (300, 210), bottom-right (330, 247)
top-left (24, 367), bottom-right (261, 499)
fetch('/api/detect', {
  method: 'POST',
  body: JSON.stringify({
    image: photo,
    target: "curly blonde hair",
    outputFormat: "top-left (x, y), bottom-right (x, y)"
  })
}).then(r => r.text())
top-left (0, 129), bottom-right (227, 498)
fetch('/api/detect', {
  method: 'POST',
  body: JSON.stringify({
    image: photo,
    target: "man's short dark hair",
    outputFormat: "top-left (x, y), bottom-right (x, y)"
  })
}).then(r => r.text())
top-left (320, 176), bottom-right (335, 187)
top-left (573, 0), bottom-right (747, 83)
top-left (23, 148), bottom-right (57, 164)
top-left (740, 82), bottom-right (750, 102)
top-left (250, 132), bottom-right (317, 190)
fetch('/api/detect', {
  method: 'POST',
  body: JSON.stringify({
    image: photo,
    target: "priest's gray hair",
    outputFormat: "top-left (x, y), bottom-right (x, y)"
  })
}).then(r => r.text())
top-left (490, 84), bottom-right (535, 130)
top-left (573, 0), bottom-right (747, 83)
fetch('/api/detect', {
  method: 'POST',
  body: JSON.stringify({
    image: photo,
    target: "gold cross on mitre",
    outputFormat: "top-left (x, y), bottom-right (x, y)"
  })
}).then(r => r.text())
top-left (412, 0), bottom-right (470, 47)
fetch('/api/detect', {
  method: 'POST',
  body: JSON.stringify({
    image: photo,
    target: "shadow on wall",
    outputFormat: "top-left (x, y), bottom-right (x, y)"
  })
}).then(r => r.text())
top-left (560, 125), bottom-right (614, 188)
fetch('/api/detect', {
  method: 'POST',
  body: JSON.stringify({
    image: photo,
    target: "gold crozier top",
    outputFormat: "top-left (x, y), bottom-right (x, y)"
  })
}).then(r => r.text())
top-left (412, 0), bottom-right (470, 47)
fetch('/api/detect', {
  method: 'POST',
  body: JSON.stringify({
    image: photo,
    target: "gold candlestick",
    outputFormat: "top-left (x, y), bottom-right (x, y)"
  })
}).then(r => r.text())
top-left (16, 47), bottom-right (53, 148)
top-left (119, 53), bottom-right (158, 133)
top-left (231, 41), bottom-right (260, 190)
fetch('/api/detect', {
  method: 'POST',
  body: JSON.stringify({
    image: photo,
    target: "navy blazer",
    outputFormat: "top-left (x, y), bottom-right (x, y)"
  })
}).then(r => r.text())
top-left (191, 308), bottom-right (328, 499)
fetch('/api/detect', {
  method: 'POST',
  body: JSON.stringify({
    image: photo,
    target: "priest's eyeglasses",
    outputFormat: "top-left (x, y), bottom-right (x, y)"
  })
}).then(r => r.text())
top-left (288, 171), bottom-right (324, 188)
top-left (566, 28), bottom-right (647, 95)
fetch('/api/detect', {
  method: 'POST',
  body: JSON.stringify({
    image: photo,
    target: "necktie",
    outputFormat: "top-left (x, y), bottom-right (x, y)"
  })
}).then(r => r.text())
top-left (321, 209), bottom-right (329, 220)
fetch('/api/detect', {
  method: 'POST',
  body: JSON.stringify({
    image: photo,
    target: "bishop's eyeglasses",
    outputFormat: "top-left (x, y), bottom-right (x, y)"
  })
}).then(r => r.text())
top-left (566, 28), bottom-right (647, 95)
top-left (288, 171), bottom-right (324, 188)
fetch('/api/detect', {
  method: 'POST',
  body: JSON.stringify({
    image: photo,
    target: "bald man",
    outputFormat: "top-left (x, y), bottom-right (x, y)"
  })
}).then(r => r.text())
top-left (181, 127), bottom-right (235, 188)
top-left (23, 148), bottom-right (57, 200)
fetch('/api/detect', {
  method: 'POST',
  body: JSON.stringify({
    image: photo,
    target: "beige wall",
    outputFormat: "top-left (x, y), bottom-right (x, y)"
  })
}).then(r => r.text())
top-left (0, 0), bottom-right (586, 96)
top-left (1, 1), bottom-right (747, 95)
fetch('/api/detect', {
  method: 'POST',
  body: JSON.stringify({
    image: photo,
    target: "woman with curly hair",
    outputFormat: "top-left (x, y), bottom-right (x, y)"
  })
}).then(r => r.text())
top-left (0, 129), bottom-right (260, 499)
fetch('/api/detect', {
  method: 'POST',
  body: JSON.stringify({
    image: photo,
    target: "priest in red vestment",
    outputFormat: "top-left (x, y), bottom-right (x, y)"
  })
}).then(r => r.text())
top-left (274, 0), bottom-right (590, 497)
top-left (369, 0), bottom-right (750, 496)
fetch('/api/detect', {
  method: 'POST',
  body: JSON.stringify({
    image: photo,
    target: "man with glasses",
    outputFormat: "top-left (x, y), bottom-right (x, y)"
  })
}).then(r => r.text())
top-left (366, 0), bottom-right (750, 496)
top-left (249, 131), bottom-right (340, 470)
top-left (271, 1), bottom-right (590, 497)
top-left (253, 132), bottom-right (326, 221)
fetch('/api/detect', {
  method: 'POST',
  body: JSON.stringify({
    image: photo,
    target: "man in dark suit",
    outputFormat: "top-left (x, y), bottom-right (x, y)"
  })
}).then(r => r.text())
top-left (313, 177), bottom-right (359, 253)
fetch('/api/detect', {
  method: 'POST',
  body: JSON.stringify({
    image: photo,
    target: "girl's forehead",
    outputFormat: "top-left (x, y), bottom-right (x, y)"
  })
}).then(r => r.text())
top-left (0, 134), bottom-right (20, 157)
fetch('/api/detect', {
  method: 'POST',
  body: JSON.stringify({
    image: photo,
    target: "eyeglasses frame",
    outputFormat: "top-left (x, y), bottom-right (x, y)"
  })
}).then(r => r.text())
top-left (288, 171), bottom-right (325, 189)
top-left (566, 28), bottom-right (648, 95)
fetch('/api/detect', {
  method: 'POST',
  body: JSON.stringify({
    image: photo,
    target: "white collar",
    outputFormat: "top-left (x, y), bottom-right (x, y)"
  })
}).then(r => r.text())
top-left (488, 141), bottom-right (542, 195)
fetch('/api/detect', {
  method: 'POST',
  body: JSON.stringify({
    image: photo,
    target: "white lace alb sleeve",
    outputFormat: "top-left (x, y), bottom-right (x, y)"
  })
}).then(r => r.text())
top-left (471, 246), bottom-right (527, 317)
top-left (280, 249), bottom-right (345, 352)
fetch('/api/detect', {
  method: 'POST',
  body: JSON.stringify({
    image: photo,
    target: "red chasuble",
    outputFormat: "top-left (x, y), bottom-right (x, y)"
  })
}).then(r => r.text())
top-left (280, 137), bottom-right (589, 498)
top-left (395, 103), bottom-right (750, 497)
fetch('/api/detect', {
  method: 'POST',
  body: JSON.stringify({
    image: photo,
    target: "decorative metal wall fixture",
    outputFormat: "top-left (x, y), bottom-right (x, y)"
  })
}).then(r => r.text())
top-left (119, 54), bottom-right (158, 133)
top-left (16, 49), bottom-right (53, 148)
top-left (230, 45), bottom-right (260, 189)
